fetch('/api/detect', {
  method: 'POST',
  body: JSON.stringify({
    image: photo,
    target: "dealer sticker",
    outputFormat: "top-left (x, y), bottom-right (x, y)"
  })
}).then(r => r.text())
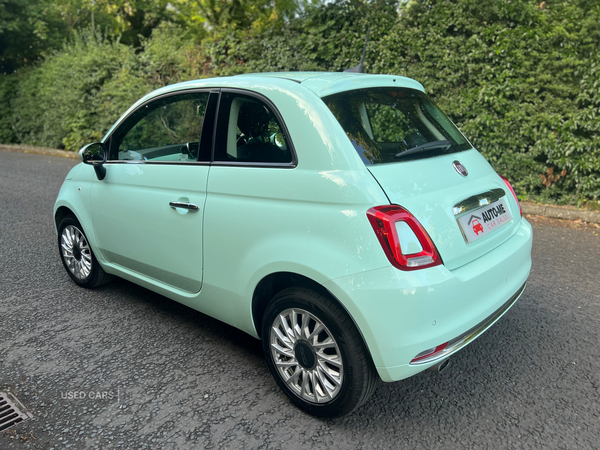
top-left (457, 198), bottom-right (513, 243)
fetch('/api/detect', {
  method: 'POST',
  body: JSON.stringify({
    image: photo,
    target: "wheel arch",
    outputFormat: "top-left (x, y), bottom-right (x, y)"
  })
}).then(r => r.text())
top-left (54, 205), bottom-right (76, 230)
top-left (54, 203), bottom-right (102, 264)
top-left (251, 271), bottom-right (375, 366)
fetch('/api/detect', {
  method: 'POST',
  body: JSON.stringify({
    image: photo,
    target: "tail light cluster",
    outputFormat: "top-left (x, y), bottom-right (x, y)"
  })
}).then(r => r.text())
top-left (367, 205), bottom-right (442, 271)
top-left (499, 175), bottom-right (522, 217)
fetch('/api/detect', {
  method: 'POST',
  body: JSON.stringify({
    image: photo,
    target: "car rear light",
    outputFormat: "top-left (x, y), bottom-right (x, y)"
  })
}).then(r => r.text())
top-left (367, 205), bottom-right (442, 271)
top-left (500, 175), bottom-right (522, 217)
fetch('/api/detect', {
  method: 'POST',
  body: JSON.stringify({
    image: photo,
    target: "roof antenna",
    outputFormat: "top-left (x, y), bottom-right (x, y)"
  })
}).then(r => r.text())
top-left (344, 27), bottom-right (370, 73)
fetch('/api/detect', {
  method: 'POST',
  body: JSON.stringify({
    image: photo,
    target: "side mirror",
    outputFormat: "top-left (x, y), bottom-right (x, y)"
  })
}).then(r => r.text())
top-left (79, 143), bottom-right (107, 180)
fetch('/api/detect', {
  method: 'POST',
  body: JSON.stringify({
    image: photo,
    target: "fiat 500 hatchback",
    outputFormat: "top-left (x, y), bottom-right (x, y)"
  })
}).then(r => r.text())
top-left (54, 72), bottom-right (532, 417)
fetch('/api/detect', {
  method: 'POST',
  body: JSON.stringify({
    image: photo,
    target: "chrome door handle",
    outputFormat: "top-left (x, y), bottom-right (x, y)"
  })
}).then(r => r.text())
top-left (169, 201), bottom-right (200, 211)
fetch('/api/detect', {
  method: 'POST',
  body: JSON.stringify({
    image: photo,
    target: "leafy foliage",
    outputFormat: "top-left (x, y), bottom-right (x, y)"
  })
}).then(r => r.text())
top-left (11, 32), bottom-right (140, 148)
top-left (2, 0), bottom-right (599, 205)
top-left (0, 0), bottom-right (69, 73)
top-left (9, 25), bottom-right (205, 149)
top-left (389, 0), bottom-right (600, 204)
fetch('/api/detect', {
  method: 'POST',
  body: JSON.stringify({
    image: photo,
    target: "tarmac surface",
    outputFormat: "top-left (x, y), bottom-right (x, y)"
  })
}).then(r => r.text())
top-left (1, 149), bottom-right (599, 449)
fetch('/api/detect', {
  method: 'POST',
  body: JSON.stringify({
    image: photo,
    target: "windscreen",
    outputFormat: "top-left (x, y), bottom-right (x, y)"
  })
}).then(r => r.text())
top-left (323, 88), bottom-right (472, 165)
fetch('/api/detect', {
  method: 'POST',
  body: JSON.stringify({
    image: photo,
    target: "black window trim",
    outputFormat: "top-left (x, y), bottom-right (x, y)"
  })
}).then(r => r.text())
top-left (211, 88), bottom-right (298, 169)
top-left (103, 88), bottom-right (215, 166)
top-left (103, 87), bottom-right (298, 169)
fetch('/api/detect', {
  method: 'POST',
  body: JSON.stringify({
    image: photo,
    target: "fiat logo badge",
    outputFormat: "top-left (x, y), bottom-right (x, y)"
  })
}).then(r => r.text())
top-left (453, 161), bottom-right (468, 177)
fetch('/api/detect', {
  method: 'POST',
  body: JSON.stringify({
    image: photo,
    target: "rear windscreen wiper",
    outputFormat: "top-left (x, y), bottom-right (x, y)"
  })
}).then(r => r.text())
top-left (394, 140), bottom-right (451, 159)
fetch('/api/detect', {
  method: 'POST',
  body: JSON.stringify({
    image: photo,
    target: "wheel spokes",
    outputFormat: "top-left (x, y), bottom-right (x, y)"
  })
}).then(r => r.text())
top-left (272, 326), bottom-right (294, 350)
top-left (317, 352), bottom-right (343, 368)
top-left (269, 307), bottom-right (344, 404)
top-left (60, 225), bottom-right (92, 280)
top-left (280, 313), bottom-right (296, 342)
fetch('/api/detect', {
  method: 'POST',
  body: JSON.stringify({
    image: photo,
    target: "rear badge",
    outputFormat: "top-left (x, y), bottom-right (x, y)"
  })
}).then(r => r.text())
top-left (453, 161), bottom-right (468, 177)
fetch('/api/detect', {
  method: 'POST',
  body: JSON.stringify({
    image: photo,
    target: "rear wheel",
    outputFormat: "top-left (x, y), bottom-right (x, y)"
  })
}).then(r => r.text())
top-left (262, 287), bottom-right (379, 417)
top-left (58, 216), bottom-right (112, 288)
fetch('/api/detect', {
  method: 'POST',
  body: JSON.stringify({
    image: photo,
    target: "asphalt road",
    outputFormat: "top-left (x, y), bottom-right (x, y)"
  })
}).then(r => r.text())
top-left (1, 149), bottom-right (599, 450)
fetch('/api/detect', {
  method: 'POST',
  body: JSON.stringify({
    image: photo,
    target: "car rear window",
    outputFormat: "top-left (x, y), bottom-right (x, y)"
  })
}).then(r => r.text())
top-left (323, 88), bottom-right (472, 165)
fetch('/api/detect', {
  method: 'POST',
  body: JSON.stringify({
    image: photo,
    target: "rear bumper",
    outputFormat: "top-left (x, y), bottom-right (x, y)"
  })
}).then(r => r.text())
top-left (324, 218), bottom-right (532, 382)
top-left (410, 282), bottom-right (525, 365)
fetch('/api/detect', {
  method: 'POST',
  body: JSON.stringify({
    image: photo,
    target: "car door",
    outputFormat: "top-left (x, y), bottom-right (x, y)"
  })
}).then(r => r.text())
top-left (89, 90), bottom-right (217, 293)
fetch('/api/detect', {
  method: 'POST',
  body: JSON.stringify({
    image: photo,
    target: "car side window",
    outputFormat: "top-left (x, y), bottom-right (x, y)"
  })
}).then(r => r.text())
top-left (109, 92), bottom-right (210, 162)
top-left (214, 92), bottom-right (292, 164)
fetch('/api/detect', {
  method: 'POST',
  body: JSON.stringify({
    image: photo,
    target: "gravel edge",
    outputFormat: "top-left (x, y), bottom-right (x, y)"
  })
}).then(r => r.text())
top-left (521, 203), bottom-right (600, 224)
top-left (0, 144), bottom-right (79, 159)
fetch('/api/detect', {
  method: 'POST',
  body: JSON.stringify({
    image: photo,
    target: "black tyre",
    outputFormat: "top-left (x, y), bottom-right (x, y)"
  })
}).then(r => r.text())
top-left (57, 216), bottom-right (112, 288)
top-left (262, 287), bottom-right (379, 417)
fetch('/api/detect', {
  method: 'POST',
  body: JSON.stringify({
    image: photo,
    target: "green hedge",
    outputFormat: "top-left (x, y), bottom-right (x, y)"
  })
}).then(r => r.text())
top-left (3, 0), bottom-right (599, 206)
top-left (392, 0), bottom-right (600, 206)
top-left (10, 34), bottom-right (142, 150)
top-left (6, 24), bottom-right (205, 150)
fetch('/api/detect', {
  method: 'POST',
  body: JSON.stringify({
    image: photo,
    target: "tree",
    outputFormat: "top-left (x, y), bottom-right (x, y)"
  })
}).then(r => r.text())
top-left (0, 0), bottom-right (68, 73)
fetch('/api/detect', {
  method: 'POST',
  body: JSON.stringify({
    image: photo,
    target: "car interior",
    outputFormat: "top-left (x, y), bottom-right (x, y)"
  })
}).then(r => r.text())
top-left (223, 97), bottom-right (291, 164)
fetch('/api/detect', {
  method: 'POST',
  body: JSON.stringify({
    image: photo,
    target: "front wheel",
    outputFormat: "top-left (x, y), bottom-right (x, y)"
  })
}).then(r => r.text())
top-left (262, 287), bottom-right (379, 417)
top-left (58, 216), bottom-right (112, 288)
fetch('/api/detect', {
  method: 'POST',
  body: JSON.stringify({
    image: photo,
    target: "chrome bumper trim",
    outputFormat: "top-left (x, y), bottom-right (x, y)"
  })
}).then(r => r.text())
top-left (453, 188), bottom-right (506, 216)
top-left (410, 282), bottom-right (526, 365)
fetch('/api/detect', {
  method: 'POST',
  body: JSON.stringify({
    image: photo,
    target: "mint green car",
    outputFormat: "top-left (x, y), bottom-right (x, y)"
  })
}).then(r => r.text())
top-left (54, 72), bottom-right (532, 417)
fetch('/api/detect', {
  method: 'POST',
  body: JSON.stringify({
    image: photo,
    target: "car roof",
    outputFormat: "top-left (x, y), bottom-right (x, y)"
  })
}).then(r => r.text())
top-left (104, 72), bottom-right (426, 140)
top-left (144, 72), bottom-right (425, 102)
top-left (235, 72), bottom-right (425, 97)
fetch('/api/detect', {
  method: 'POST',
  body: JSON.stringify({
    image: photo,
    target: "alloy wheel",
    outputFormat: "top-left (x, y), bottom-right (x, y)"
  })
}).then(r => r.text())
top-left (269, 308), bottom-right (344, 404)
top-left (60, 225), bottom-right (92, 280)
